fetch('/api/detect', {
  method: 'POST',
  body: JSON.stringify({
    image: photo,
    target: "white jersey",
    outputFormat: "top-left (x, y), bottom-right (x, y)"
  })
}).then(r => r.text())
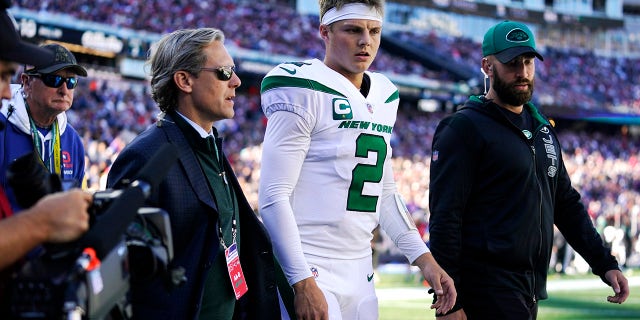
top-left (260, 59), bottom-right (399, 261)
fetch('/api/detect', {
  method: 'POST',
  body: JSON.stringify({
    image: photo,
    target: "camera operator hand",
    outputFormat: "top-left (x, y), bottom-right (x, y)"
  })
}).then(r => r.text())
top-left (0, 189), bottom-right (91, 270)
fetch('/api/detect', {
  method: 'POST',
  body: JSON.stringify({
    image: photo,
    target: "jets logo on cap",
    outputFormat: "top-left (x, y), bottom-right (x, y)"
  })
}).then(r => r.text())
top-left (506, 29), bottom-right (529, 43)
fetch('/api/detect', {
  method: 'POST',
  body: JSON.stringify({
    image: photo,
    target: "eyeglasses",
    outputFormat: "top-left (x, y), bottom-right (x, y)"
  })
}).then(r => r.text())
top-left (28, 74), bottom-right (78, 89)
top-left (199, 66), bottom-right (235, 81)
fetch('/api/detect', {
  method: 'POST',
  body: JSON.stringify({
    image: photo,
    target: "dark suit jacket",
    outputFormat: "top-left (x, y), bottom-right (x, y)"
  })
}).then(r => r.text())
top-left (107, 112), bottom-right (281, 320)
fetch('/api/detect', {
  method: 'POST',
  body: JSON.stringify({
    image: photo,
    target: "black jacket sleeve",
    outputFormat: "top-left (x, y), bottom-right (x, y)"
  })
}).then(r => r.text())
top-left (429, 113), bottom-right (481, 313)
top-left (552, 148), bottom-right (619, 280)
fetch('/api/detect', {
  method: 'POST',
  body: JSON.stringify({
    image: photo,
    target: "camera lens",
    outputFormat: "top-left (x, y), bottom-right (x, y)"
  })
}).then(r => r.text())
top-left (6, 152), bottom-right (61, 208)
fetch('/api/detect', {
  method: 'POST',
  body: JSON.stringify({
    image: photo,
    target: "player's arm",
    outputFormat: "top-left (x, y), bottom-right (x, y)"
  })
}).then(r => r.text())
top-left (379, 161), bottom-right (456, 314)
top-left (258, 109), bottom-right (328, 319)
top-left (259, 109), bottom-right (312, 285)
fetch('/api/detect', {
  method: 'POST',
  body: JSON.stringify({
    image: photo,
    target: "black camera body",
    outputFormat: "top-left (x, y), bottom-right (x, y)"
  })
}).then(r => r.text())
top-left (9, 237), bottom-right (130, 319)
top-left (8, 207), bottom-right (174, 319)
top-left (5, 151), bottom-right (177, 319)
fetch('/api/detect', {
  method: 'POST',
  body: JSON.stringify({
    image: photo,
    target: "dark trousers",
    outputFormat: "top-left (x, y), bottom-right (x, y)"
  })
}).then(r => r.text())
top-left (463, 287), bottom-right (538, 320)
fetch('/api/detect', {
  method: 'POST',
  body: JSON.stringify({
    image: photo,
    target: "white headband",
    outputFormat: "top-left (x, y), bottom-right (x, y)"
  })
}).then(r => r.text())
top-left (321, 3), bottom-right (383, 26)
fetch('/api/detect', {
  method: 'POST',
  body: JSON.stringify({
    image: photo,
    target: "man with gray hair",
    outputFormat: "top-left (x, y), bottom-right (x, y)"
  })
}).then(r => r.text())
top-left (108, 27), bottom-right (285, 319)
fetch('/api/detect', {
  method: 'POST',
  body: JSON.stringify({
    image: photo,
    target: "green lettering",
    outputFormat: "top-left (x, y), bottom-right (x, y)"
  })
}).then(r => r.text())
top-left (338, 121), bottom-right (350, 128)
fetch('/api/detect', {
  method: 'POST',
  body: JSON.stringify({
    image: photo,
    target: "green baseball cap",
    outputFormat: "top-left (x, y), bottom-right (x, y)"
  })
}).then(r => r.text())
top-left (482, 20), bottom-right (543, 63)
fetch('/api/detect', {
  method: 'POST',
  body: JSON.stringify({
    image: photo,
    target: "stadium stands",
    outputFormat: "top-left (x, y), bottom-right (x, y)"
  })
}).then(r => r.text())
top-left (14, 0), bottom-right (640, 116)
top-left (12, 0), bottom-right (640, 270)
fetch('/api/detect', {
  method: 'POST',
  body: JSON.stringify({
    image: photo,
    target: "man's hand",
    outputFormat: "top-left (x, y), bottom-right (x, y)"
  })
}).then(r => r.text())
top-left (604, 269), bottom-right (629, 304)
top-left (292, 277), bottom-right (328, 320)
top-left (413, 252), bottom-right (457, 315)
top-left (0, 189), bottom-right (92, 270)
top-left (33, 189), bottom-right (91, 242)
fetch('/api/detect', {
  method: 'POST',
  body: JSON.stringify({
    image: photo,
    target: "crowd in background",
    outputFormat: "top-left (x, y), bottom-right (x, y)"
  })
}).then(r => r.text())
top-left (12, 0), bottom-right (640, 271)
top-left (385, 30), bottom-right (640, 114)
top-left (15, 0), bottom-right (640, 114)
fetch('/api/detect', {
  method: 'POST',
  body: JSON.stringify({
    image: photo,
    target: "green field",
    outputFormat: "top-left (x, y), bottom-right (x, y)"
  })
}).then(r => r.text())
top-left (376, 269), bottom-right (640, 320)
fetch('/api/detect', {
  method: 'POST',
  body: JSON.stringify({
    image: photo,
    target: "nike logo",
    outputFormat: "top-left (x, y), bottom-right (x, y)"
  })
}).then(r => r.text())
top-left (279, 66), bottom-right (296, 75)
top-left (367, 273), bottom-right (374, 282)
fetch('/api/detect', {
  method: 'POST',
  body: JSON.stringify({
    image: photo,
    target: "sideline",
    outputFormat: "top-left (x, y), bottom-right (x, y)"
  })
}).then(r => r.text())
top-left (377, 275), bottom-right (640, 302)
top-left (547, 274), bottom-right (640, 291)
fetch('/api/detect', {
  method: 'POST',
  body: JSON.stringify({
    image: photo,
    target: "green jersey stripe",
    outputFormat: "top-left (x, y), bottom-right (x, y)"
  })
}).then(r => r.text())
top-left (261, 75), bottom-right (347, 97)
top-left (384, 90), bottom-right (400, 103)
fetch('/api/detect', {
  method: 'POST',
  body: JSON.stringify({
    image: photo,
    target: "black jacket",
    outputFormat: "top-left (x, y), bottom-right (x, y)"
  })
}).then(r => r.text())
top-left (429, 96), bottom-right (618, 309)
top-left (107, 112), bottom-right (281, 319)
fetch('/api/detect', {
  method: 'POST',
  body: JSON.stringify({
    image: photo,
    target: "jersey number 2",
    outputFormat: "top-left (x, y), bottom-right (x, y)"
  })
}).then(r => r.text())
top-left (347, 134), bottom-right (387, 212)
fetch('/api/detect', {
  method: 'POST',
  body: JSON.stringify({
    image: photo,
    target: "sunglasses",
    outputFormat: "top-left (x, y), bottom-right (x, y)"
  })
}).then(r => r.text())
top-left (199, 66), bottom-right (235, 81)
top-left (28, 74), bottom-right (78, 89)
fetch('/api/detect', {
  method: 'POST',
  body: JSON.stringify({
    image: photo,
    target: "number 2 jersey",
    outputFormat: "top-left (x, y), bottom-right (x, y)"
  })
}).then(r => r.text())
top-left (259, 58), bottom-right (400, 260)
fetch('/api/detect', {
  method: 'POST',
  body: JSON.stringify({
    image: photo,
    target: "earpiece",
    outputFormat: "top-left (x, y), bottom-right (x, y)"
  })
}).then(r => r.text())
top-left (480, 67), bottom-right (489, 95)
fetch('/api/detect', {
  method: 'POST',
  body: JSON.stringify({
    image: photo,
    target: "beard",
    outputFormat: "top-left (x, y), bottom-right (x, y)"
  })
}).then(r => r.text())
top-left (493, 71), bottom-right (534, 106)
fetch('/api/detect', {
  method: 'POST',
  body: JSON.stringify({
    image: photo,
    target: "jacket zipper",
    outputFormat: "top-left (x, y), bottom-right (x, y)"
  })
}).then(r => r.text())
top-left (531, 142), bottom-right (542, 305)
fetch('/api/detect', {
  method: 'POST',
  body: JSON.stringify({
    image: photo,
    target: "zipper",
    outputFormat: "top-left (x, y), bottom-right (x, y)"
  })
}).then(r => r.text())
top-left (531, 143), bottom-right (543, 305)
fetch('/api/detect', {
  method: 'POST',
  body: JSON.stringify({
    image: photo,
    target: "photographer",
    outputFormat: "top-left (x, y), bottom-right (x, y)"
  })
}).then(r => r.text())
top-left (0, 4), bottom-right (91, 271)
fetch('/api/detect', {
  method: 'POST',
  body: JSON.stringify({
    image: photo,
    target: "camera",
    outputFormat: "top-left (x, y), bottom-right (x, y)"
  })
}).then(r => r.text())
top-left (4, 150), bottom-right (178, 319)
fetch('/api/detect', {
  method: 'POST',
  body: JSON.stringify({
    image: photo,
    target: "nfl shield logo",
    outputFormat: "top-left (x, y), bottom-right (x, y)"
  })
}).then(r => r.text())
top-left (310, 267), bottom-right (319, 278)
top-left (366, 103), bottom-right (373, 114)
top-left (432, 150), bottom-right (439, 162)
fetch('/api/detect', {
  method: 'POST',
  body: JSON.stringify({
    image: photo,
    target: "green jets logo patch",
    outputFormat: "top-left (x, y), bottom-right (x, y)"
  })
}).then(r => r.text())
top-left (506, 29), bottom-right (529, 42)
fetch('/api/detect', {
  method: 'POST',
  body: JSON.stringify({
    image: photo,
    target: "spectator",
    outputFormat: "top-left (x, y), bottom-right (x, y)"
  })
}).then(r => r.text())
top-left (1, 44), bottom-right (87, 211)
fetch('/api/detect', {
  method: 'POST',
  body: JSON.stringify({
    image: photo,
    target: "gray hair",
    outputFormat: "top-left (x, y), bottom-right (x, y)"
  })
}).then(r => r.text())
top-left (147, 28), bottom-right (225, 112)
top-left (318, 0), bottom-right (385, 23)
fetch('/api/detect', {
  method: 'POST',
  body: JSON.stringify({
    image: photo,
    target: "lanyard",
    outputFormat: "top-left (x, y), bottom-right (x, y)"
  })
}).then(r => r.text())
top-left (211, 135), bottom-right (236, 250)
top-left (218, 217), bottom-right (237, 250)
top-left (25, 104), bottom-right (61, 175)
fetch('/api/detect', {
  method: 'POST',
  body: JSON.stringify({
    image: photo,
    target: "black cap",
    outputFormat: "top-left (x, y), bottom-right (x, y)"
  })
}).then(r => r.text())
top-left (25, 43), bottom-right (88, 76)
top-left (0, 5), bottom-right (54, 66)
